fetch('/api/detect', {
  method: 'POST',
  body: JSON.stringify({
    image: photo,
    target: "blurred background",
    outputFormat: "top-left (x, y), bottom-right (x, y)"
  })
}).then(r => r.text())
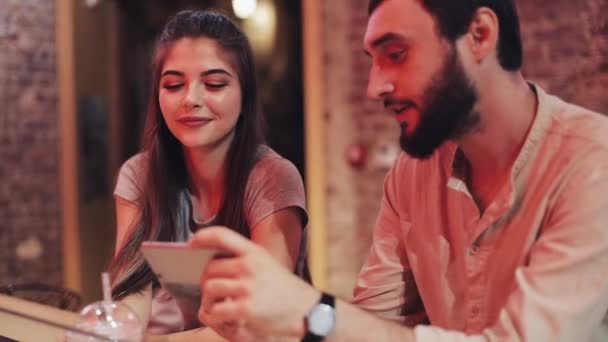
top-left (0, 0), bottom-right (607, 307)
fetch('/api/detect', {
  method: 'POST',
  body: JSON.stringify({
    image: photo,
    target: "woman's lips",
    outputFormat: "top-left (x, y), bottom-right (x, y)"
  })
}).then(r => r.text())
top-left (177, 116), bottom-right (212, 127)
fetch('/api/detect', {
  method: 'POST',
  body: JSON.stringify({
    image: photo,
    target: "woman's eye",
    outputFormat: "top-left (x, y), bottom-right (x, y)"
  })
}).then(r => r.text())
top-left (206, 83), bottom-right (227, 90)
top-left (163, 83), bottom-right (183, 91)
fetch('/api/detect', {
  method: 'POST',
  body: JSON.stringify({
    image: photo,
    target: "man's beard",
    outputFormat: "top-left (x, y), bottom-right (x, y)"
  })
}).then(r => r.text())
top-left (396, 47), bottom-right (480, 159)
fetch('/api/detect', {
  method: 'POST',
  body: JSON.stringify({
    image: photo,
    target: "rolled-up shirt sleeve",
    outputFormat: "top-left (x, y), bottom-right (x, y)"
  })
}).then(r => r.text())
top-left (415, 152), bottom-right (608, 341)
top-left (353, 162), bottom-right (427, 325)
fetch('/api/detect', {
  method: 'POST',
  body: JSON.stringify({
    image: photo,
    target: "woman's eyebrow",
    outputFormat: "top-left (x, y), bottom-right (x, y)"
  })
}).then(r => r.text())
top-left (201, 68), bottom-right (232, 77)
top-left (160, 68), bottom-right (233, 79)
top-left (160, 70), bottom-right (183, 78)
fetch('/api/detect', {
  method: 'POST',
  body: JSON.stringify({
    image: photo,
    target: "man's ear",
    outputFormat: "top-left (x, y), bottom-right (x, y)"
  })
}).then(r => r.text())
top-left (464, 7), bottom-right (499, 64)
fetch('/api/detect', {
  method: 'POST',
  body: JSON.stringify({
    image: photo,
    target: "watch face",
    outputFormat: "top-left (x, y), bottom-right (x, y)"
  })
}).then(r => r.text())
top-left (308, 303), bottom-right (336, 336)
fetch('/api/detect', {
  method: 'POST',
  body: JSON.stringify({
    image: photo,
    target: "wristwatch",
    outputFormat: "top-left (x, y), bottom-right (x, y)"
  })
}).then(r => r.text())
top-left (302, 292), bottom-right (336, 342)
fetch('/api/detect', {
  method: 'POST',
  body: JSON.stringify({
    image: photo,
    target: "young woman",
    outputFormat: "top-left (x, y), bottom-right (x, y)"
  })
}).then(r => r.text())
top-left (108, 10), bottom-right (308, 340)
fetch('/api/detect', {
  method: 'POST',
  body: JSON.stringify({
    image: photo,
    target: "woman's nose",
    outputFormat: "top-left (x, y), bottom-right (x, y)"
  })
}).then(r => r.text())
top-left (183, 83), bottom-right (203, 109)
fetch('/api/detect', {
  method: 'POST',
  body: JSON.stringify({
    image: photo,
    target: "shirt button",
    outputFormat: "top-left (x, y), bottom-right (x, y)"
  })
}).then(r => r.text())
top-left (471, 305), bottom-right (480, 316)
top-left (468, 304), bottom-right (481, 321)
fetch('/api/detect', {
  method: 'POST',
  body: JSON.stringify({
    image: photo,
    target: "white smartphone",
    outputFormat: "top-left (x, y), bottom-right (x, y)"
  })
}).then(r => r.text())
top-left (140, 241), bottom-right (222, 312)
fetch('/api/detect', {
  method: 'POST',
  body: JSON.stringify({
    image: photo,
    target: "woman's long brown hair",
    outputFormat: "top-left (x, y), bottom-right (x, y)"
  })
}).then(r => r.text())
top-left (108, 10), bottom-right (265, 299)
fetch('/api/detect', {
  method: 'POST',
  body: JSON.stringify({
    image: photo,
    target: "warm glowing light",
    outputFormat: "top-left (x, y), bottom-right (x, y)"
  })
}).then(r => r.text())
top-left (232, 0), bottom-right (257, 19)
top-left (242, 0), bottom-right (277, 58)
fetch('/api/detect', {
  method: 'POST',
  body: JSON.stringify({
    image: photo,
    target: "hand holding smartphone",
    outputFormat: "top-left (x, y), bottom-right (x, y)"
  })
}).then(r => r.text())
top-left (140, 241), bottom-right (223, 313)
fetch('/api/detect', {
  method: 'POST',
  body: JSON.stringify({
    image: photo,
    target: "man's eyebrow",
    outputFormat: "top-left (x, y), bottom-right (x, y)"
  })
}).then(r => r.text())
top-left (371, 32), bottom-right (407, 49)
top-left (364, 32), bottom-right (408, 56)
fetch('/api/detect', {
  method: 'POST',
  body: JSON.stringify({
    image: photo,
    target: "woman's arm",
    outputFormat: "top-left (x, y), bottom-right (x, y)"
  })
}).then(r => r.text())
top-left (114, 196), bottom-right (153, 325)
top-left (250, 207), bottom-right (303, 270)
top-left (245, 156), bottom-right (307, 270)
top-left (114, 196), bottom-right (140, 255)
top-left (194, 207), bottom-right (304, 341)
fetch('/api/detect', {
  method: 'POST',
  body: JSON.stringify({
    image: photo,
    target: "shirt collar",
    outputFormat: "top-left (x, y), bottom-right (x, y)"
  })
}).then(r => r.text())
top-left (443, 82), bottom-right (554, 187)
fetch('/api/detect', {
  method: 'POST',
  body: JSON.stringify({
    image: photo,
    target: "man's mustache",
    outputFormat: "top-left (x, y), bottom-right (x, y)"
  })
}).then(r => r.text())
top-left (383, 97), bottom-right (416, 110)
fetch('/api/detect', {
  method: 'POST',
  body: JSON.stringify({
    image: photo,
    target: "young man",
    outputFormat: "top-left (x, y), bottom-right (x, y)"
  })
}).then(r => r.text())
top-left (192, 0), bottom-right (608, 340)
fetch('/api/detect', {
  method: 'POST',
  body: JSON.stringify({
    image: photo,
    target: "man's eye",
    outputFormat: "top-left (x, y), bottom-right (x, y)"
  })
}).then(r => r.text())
top-left (388, 50), bottom-right (406, 61)
top-left (163, 83), bottom-right (183, 90)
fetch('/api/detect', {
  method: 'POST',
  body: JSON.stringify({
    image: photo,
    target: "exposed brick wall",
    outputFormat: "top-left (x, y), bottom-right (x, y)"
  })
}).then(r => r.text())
top-left (0, 0), bottom-right (62, 286)
top-left (322, 0), bottom-right (395, 297)
top-left (519, 0), bottom-right (608, 113)
top-left (322, 0), bottom-right (608, 298)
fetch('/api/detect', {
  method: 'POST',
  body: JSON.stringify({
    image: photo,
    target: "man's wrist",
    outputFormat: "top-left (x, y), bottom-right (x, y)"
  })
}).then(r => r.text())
top-left (290, 285), bottom-right (322, 338)
top-left (302, 292), bottom-right (336, 342)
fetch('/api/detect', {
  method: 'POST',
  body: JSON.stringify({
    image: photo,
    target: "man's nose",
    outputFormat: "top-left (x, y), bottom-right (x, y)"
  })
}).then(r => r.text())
top-left (366, 68), bottom-right (394, 100)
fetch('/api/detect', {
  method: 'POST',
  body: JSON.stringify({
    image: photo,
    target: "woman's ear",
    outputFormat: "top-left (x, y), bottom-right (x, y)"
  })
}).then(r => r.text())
top-left (464, 7), bottom-right (500, 64)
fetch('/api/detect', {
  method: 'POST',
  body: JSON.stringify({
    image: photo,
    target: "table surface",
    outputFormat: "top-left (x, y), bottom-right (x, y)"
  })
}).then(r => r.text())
top-left (0, 293), bottom-right (80, 341)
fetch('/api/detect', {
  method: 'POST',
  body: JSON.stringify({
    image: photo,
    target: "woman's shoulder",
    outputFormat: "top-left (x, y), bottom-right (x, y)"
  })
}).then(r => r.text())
top-left (251, 146), bottom-right (300, 179)
top-left (244, 146), bottom-right (308, 228)
top-left (120, 151), bottom-right (149, 173)
top-left (114, 151), bottom-right (149, 203)
top-left (245, 146), bottom-right (304, 194)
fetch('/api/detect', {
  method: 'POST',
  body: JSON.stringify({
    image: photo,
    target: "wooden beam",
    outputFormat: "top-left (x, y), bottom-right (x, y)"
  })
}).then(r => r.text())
top-left (56, 0), bottom-right (81, 293)
top-left (302, 0), bottom-right (328, 290)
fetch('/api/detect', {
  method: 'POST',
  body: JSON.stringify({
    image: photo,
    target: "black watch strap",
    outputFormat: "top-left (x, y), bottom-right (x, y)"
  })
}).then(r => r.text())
top-left (302, 293), bottom-right (335, 342)
top-left (302, 328), bottom-right (325, 341)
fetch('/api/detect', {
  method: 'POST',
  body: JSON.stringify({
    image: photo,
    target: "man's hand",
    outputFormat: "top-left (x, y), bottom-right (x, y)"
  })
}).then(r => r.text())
top-left (189, 226), bottom-right (320, 340)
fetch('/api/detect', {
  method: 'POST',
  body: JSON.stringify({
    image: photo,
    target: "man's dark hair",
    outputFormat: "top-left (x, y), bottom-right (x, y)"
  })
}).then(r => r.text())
top-left (368, 0), bottom-right (523, 71)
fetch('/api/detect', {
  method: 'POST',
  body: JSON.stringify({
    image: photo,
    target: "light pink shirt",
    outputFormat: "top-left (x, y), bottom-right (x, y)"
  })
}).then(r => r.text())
top-left (353, 85), bottom-right (608, 341)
